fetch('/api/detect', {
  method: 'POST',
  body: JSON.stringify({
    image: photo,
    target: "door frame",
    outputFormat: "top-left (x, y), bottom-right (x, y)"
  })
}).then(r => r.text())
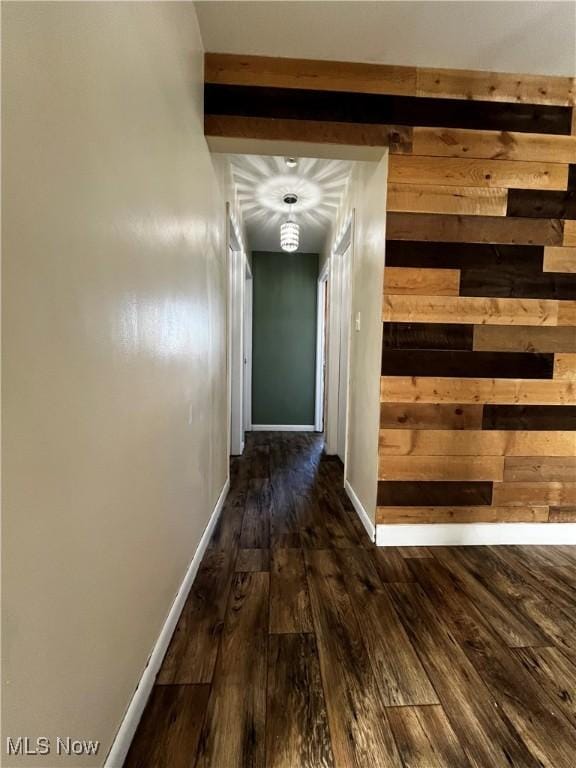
top-left (243, 262), bottom-right (253, 434)
top-left (314, 260), bottom-right (329, 432)
top-left (228, 206), bottom-right (247, 456)
top-left (324, 214), bottom-right (353, 457)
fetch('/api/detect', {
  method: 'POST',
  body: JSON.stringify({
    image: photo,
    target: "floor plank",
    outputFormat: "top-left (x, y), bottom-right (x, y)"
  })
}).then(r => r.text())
top-left (269, 548), bottom-right (313, 633)
top-left (124, 685), bottom-right (209, 768)
top-left (236, 549), bottom-right (270, 572)
top-left (240, 479), bottom-right (271, 549)
top-left (387, 705), bottom-right (472, 768)
top-left (432, 547), bottom-right (548, 647)
top-left (304, 548), bottom-right (403, 768)
top-left (409, 557), bottom-right (576, 768)
top-left (125, 432), bottom-right (576, 768)
top-left (514, 646), bottom-right (576, 730)
top-left (195, 572), bottom-right (269, 768)
top-left (157, 551), bottom-right (235, 684)
top-left (336, 547), bottom-right (438, 706)
top-left (457, 546), bottom-right (576, 659)
top-left (387, 581), bottom-right (541, 768)
top-left (266, 633), bottom-right (334, 768)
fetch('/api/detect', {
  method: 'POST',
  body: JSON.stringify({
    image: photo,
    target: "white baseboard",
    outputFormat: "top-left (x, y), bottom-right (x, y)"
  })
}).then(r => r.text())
top-left (376, 522), bottom-right (576, 547)
top-left (104, 477), bottom-right (230, 767)
top-left (251, 424), bottom-right (316, 432)
top-left (344, 480), bottom-right (376, 542)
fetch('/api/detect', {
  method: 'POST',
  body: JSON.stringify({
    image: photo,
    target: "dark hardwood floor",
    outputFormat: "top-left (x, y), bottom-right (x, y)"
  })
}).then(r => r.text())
top-left (125, 432), bottom-right (576, 768)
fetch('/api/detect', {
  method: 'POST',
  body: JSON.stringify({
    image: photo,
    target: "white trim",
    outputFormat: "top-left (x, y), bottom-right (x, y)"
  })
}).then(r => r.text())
top-left (314, 264), bottom-right (329, 432)
top-left (345, 479), bottom-right (376, 543)
top-left (243, 270), bottom-right (253, 433)
top-left (104, 478), bottom-right (230, 768)
top-left (251, 424), bottom-right (316, 432)
top-left (375, 522), bottom-right (576, 547)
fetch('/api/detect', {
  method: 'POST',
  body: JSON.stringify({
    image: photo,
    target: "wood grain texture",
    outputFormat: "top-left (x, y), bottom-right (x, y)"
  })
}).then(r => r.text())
top-left (383, 322), bottom-right (473, 350)
top-left (389, 155), bottom-right (569, 190)
top-left (381, 376), bottom-right (576, 405)
top-left (385, 240), bottom-right (545, 271)
top-left (205, 52), bottom-right (416, 96)
top-left (379, 428), bottom-right (576, 456)
top-left (195, 572), bottom-right (269, 768)
top-left (557, 300), bottom-right (576, 325)
top-left (492, 482), bottom-right (576, 506)
top-left (416, 67), bottom-right (575, 107)
top-left (236, 549), bottom-right (270, 572)
top-left (381, 349), bottom-right (554, 379)
top-left (503, 456), bottom-right (576, 482)
top-left (387, 705), bottom-right (472, 768)
top-left (473, 324), bottom-right (576, 352)
top-left (564, 220), bottom-right (576, 245)
top-left (380, 403), bottom-right (483, 430)
top-left (378, 454), bottom-right (504, 481)
top-left (387, 183), bottom-right (507, 216)
top-left (459, 546), bottom-right (576, 662)
top-left (554, 352), bottom-right (576, 379)
top-left (205, 83), bottom-right (573, 135)
top-left (157, 551), bottom-right (235, 684)
top-left (241, 479), bottom-right (270, 548)
top-left (336, 547), bottom-right (438, 706)
top-left (124, 685), bottom-right (210, 768)
top-left (432, 547), bottom-right (549, 647)
top-left (514, 647), bottom-right (576, 730)
top-left (383, 266), bottom-right (460, 295)
top-left (482, 404), bottom-right (576, 430)
top-left (377, 480), bottom-right (493, 507)
top-left (544, 246), bottom-right (576, 272)
top-left (304, 548), bottom-right (403, 768)
top-left (266, 634), bottom-right (334, 768)
top-left (384, 294), bottom-right (559, 325)
top-left (376, 506), bottom-right (548, 524)
top-left (411, 126), bottom-right (576, 163)
top-left (387, 582), bottom-right (542, 768)
top-left (549, 506), bottom-right (576, 521)
top-left (204, 114), bottom-right (412, 150)
top-left (409, 557), bottom-right (576, 768)
top-left (506, 188), bottom-right (576, 220)
top-left (269, 548), bottom-right (313, 634)
top-left (386, 212), bottom-right (563, 244)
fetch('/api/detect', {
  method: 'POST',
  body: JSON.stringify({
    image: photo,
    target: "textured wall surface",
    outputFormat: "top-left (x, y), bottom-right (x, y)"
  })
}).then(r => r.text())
top-left (3, 4), bottom-right (227, 763)
top-left (204, 53), bottom-right (576, 528)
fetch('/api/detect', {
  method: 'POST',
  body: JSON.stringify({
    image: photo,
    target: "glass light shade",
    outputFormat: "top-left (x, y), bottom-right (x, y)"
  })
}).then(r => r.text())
top-left (280, 220), bottom-right (299, 252)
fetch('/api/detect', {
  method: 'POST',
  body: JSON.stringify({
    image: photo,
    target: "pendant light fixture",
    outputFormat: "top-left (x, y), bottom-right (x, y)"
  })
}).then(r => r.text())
top-left (280, 193), bottom-right (299, 252)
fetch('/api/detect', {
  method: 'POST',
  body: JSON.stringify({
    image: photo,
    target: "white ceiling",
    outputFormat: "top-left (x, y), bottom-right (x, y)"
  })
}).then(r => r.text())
top-left (229, 154), bottom-right (352, 253)
top-left (196, 1), bottom-right (576, 77)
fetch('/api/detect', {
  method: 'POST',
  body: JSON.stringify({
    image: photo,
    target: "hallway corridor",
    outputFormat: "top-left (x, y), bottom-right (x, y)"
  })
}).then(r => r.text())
top-left (126, 433), bottom-right (576, 768)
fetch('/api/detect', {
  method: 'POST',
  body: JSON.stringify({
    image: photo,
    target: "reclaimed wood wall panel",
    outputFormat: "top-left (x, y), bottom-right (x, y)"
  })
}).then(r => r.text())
top-left (204, 54), bottom-right (576, 527)
top-left (386, 183), bottom-right (507, 216)
top-left (473, 325), bottom-right (576, 352)
top-left (379, 429), bottom-right (576, 457)
top-left (380, 377), bottom-right (576, 405)
top-left (386, 213), bottom-right (564, 244)
top-left (383, 267), bottom-right (461, 295)
top-left (378, 455), bottom-right (505, 481)
top-left (388, 155), bottom-right (569, 190)
top-left (411, 127), bottom-right (576, 163)
top-left (384, 295), bottom-right (559, 325)
top-left (376, 506), bottom-right (549, 524)
top-left (543, 247), bottom-right (576, 272)
top-left (415, 68), bottom-right (575, 107)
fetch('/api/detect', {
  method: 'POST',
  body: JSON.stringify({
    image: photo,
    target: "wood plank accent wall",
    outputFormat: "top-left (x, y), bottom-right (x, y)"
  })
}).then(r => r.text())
top-left (204, 53), bottom-right (576, 528)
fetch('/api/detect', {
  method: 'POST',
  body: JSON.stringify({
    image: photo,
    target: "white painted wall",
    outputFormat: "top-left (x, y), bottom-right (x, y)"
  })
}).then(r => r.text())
top-left (2, 3), bottom-right (228, 764)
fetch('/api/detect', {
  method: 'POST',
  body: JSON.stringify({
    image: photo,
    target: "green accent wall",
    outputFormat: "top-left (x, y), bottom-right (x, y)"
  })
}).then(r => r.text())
top-left (252, 251), bottom-right (318, 426)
